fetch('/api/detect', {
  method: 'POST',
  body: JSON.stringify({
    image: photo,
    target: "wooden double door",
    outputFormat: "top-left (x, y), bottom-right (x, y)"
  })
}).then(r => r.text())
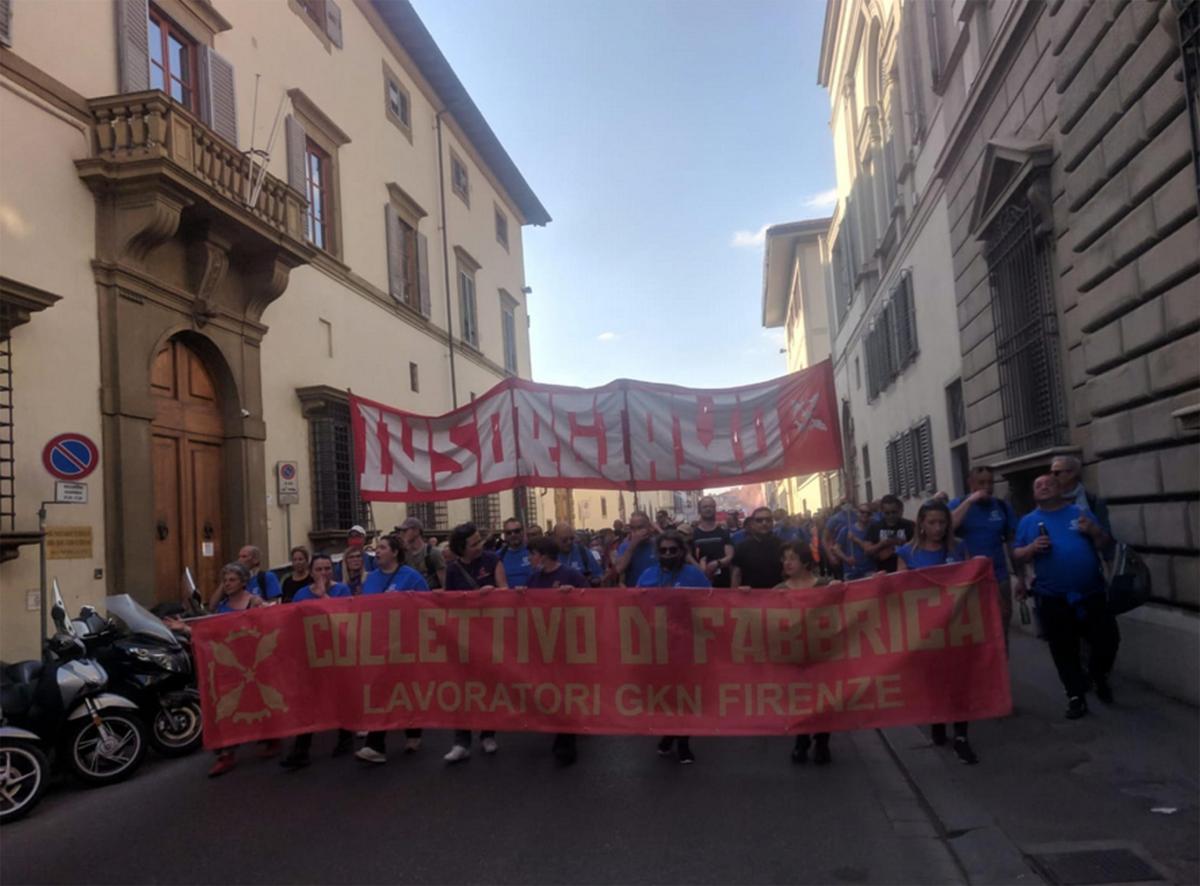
top-left (151, 338), bottom-right (225, 604)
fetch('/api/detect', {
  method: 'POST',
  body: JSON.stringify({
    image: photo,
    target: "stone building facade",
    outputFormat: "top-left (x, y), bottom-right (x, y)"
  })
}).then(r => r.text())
top-left (933, 0), bottom-right (1199, 701)
top-left (815, 0), bottom-right (1198, 701)
top-left (0, 0), bottom-right (548, 658)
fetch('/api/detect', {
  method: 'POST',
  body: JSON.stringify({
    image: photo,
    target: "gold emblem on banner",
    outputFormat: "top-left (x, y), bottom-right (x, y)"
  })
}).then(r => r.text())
top-left (207, 627), bottom-right (289, 723)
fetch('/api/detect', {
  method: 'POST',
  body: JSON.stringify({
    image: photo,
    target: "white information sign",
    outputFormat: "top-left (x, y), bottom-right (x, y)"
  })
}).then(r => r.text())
top-left (54, 481), bottom-right (88, 504)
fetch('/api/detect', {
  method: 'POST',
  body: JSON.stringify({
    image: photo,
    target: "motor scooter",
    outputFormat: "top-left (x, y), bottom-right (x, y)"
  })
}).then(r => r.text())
top-left (0, 582), bottom-right (146, 801)
top-left (74, 595), bottom-right (202, 757)
top-left (0, 719), bottom-right (48, 823)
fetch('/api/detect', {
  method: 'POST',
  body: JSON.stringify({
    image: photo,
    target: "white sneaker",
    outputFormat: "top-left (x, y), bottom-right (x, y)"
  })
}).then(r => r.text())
top-left (355, 731), bottom-right (368, 738)
top-left (355, 747), bottom-right (387, 764)
top-left (481, 737), bottom-right (499, 755)
top-left (403, 737), bottom-right (422, 753)
top-left (443, 744), bottom-right (471, 763)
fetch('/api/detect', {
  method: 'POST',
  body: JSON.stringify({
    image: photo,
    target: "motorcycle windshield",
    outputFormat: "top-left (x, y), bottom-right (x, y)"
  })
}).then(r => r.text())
top-left (105, 595), bottom-right (180, 646)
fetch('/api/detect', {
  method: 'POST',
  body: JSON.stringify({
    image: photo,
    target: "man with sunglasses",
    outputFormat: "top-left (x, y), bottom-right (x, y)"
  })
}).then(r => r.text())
top-left (863, 495), bottom-right (916, 573)
top-left (499, 517), bottom-right (533, 587)
top-left (636, 530), bottom-right (710, 765)
top-left (730, 507), bottom-right (786, 588)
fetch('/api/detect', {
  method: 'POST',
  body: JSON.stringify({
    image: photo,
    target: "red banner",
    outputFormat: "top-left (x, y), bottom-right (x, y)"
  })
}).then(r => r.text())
top-left (350, 360), bottom-right (841, 501)
top-left (194, 560), bottom-right (1010, 748)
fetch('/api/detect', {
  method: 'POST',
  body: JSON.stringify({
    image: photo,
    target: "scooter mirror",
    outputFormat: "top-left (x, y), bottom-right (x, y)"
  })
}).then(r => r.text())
top-left (51, 579), bottom-right (78, 638)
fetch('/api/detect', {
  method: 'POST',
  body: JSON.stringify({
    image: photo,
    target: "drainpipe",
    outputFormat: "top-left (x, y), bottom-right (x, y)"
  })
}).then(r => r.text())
top-left (435, 109), bottom-right (459, 409)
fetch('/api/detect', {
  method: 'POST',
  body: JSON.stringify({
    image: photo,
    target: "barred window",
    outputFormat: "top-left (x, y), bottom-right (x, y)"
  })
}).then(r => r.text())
top-left (406, 501), bottom-right (449, 534)
top-left (1175, 0), bottom-right (1200, 207)
top-left (308, 399), bottom-right (366, 533)
top-left (470, 493), bottom-right (501, 533)
top-left (984, 202), bottom-right (1068, 455)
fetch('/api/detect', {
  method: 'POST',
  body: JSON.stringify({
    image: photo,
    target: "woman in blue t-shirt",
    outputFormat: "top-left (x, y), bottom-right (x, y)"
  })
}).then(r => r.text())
top-left (896, 501), bottom-right (979, 766)
top-left (207, 563), bottom-right (267, 777)
top-left (281, 554), bottom-right (352, 769)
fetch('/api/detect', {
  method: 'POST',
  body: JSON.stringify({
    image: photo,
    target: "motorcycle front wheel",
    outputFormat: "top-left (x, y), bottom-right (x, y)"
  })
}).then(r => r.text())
top-left (65, 712), bottom-right (147, 786)
top-left (0, 740), bottom-right (49, 824)
top-left (150, 698), bottom-right (203, 757)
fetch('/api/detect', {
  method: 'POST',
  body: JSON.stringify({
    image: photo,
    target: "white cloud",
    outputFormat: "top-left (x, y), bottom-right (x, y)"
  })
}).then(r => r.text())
top-left (596, 331), bottom-right (617, 342)
top-left (800, 188), bottom-right (839, 210)
top-left (730, 224), bottom-right (770, 248)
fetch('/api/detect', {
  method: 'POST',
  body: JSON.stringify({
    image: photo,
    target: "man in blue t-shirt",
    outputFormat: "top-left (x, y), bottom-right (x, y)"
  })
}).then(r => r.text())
top-left (552, 521), bottom-right (603, 586)
top-left (237, 545), bottom-right (281, 602)
top-left (950, 465), bottom-right (1020, 645)
top-left (832, 504), bottom-right (875, 580)
top-left (613, 511), bottom-right (658, 586)
top-left (1014, 473), bottom-right (1115, 719)
top-left (499, 517), bottom-right (534, 587)
top-left (636, 532), bottom-right (711, 588)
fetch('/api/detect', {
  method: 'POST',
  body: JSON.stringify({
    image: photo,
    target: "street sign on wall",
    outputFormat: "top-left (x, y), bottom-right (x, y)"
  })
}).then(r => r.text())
top-left (42, 433), bottom-right (99, 481)
top-left (277, 461), bottom-right (300, 505)
top-left (54, 481), bottom-right (88, 503)
top-left (46, 526), bottom-right (93, 560)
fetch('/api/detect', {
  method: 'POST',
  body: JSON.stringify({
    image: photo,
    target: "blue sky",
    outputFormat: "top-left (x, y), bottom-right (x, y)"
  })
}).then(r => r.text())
top-left (414, 0), bottom-right (836, 390)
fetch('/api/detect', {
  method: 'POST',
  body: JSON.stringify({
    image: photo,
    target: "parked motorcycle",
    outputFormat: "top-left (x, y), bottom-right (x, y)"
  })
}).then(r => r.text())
top-left (74, 595), bottom-right (202, 757)
top-left (0, 583), bottom-right (147, 800)
top-left (0, 720), bottom-right (48, 823)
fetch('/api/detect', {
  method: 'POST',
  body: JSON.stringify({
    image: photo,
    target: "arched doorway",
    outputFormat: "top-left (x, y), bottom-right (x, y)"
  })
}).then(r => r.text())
top-left (150, 337), bottom-right (225, 604)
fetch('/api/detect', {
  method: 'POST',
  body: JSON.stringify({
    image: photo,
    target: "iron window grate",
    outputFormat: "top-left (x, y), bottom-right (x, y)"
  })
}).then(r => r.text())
top-left (985, 202), bottom-right (1069, 456)
top-left (1176, 0), bottom-right (1200, 208)
top-left (309, 400), bottom-right (367, 534)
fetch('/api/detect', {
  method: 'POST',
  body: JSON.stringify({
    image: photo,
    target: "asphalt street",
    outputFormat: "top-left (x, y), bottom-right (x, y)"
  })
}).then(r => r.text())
top-left (3, 632), bottom-right (1196, 885)
top-left (2, 728), bottom-right (960, 885)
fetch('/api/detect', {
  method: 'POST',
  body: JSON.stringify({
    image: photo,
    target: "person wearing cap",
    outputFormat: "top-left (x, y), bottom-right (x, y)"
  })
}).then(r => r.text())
top-left (345, 525), bottom-right (377, 572)
top-left (398, 516), bottom-right (446, 589)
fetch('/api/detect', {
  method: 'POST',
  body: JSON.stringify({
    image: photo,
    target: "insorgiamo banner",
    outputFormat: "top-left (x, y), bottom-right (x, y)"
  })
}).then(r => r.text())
top-left (193, 559), bottom-right (1011, 748)
top-left (350, 359), bottom-right (841, 502)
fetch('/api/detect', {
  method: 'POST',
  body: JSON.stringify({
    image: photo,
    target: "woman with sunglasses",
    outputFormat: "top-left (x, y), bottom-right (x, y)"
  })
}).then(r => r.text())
top-left (896, 500), bottom-right (978, 765)
top-left (636, 530), bottom-right (710, 764)
top-left (776, 542), bottom-right (837, 765)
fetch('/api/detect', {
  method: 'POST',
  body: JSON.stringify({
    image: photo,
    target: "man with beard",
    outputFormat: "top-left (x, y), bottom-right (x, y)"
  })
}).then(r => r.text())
top-left (730, 506), bottom-right (785, 589)
top-left (691, 495), bottom-right (734, 587)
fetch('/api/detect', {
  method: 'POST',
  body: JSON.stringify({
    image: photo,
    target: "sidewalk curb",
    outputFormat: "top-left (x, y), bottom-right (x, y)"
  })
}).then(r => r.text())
top-left (877, 725), bottom-right (1045, 885)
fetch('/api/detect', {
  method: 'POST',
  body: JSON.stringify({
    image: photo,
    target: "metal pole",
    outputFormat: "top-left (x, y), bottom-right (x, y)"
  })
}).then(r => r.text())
top-left (37, 502), bottom-right (48, 643)
top-left (284, 502), bottom-right (293, 554)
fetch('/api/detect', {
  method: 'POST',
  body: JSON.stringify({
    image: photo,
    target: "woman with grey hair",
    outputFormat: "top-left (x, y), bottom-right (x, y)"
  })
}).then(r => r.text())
top-left (208, 562), bottom-right (267, 777)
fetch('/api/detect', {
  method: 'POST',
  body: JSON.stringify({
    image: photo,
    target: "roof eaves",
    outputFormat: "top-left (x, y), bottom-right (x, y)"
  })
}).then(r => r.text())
top-left (372, 0), bottom-right (551, 227)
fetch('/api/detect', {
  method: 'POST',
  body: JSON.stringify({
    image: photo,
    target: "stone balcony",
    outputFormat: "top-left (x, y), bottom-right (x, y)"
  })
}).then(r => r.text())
top-left (76, 91), bottom-right (310, 264)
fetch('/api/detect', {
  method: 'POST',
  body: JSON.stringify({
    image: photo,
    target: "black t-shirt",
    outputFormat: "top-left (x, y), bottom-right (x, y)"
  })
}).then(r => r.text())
top-left (280, 574), bottom-right (308, 603)
top-left (866, 519), bottom-right (916, 573)
top-left (731, 534), bottom-right (785, 588)
top-left (692, 524), bottom-right (733, 588)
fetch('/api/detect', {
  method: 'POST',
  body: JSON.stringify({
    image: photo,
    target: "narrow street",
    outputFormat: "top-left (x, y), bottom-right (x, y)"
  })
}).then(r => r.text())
top-left (4, 635), bottom-right (1196, 885)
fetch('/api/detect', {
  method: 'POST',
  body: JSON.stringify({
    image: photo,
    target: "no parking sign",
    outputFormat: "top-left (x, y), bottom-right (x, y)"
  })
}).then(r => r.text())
top-left (42, 433), bottom-right (99, 481)
top-left (277, 461), bottom-right (299, 505)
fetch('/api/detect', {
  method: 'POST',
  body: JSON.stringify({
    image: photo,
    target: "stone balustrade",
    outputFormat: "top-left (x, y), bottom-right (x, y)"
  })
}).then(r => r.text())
top-left (86, 92), bottom-right (305, 243)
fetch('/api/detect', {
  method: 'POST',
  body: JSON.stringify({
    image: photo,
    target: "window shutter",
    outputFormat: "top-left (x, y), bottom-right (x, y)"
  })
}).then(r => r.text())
top-left (905, 273), bottom-right (918, 361)
top-left (417, 232), bottom-right (432, 317)
top-left (900, 431), bottom-right (915, 497)
top-left (285, 115), bottom-right (307, 195)
top-left (324, 0), bottom-right (343, 48)
top-left (0, 0), bottom-right (13, 47)
top-left (116, 0), bottom-right (151, 93)
top-left (385, 206), bottom-right (405, 305)
top-left (918, 417), bottom-right (935, 493)
top-left (197, 46), bottom-right (238, 146)
top-left (886, 439), bottom-right (899, 495)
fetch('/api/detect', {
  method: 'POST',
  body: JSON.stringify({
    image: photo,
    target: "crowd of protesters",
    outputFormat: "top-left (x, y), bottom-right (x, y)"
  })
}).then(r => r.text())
top-left (200, 454), bottom-right (1117, 777)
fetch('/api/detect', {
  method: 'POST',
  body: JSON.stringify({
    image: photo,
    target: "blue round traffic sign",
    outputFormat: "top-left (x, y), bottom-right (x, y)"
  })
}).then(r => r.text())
top-left (280, 463), bottom-right (297, 481)
top-left (42, 433), bottom-right (99, 481)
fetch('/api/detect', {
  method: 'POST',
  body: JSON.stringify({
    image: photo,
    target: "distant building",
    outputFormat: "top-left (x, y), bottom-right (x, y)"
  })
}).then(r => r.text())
top-left (761, 218), bottom-right (838, 514)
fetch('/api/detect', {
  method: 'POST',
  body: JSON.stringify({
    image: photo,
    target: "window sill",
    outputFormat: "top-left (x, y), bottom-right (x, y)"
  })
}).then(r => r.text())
top-left (287, 0), bottom-right (333, 53)
top-left (385, 110), bottom-right (414, 144)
